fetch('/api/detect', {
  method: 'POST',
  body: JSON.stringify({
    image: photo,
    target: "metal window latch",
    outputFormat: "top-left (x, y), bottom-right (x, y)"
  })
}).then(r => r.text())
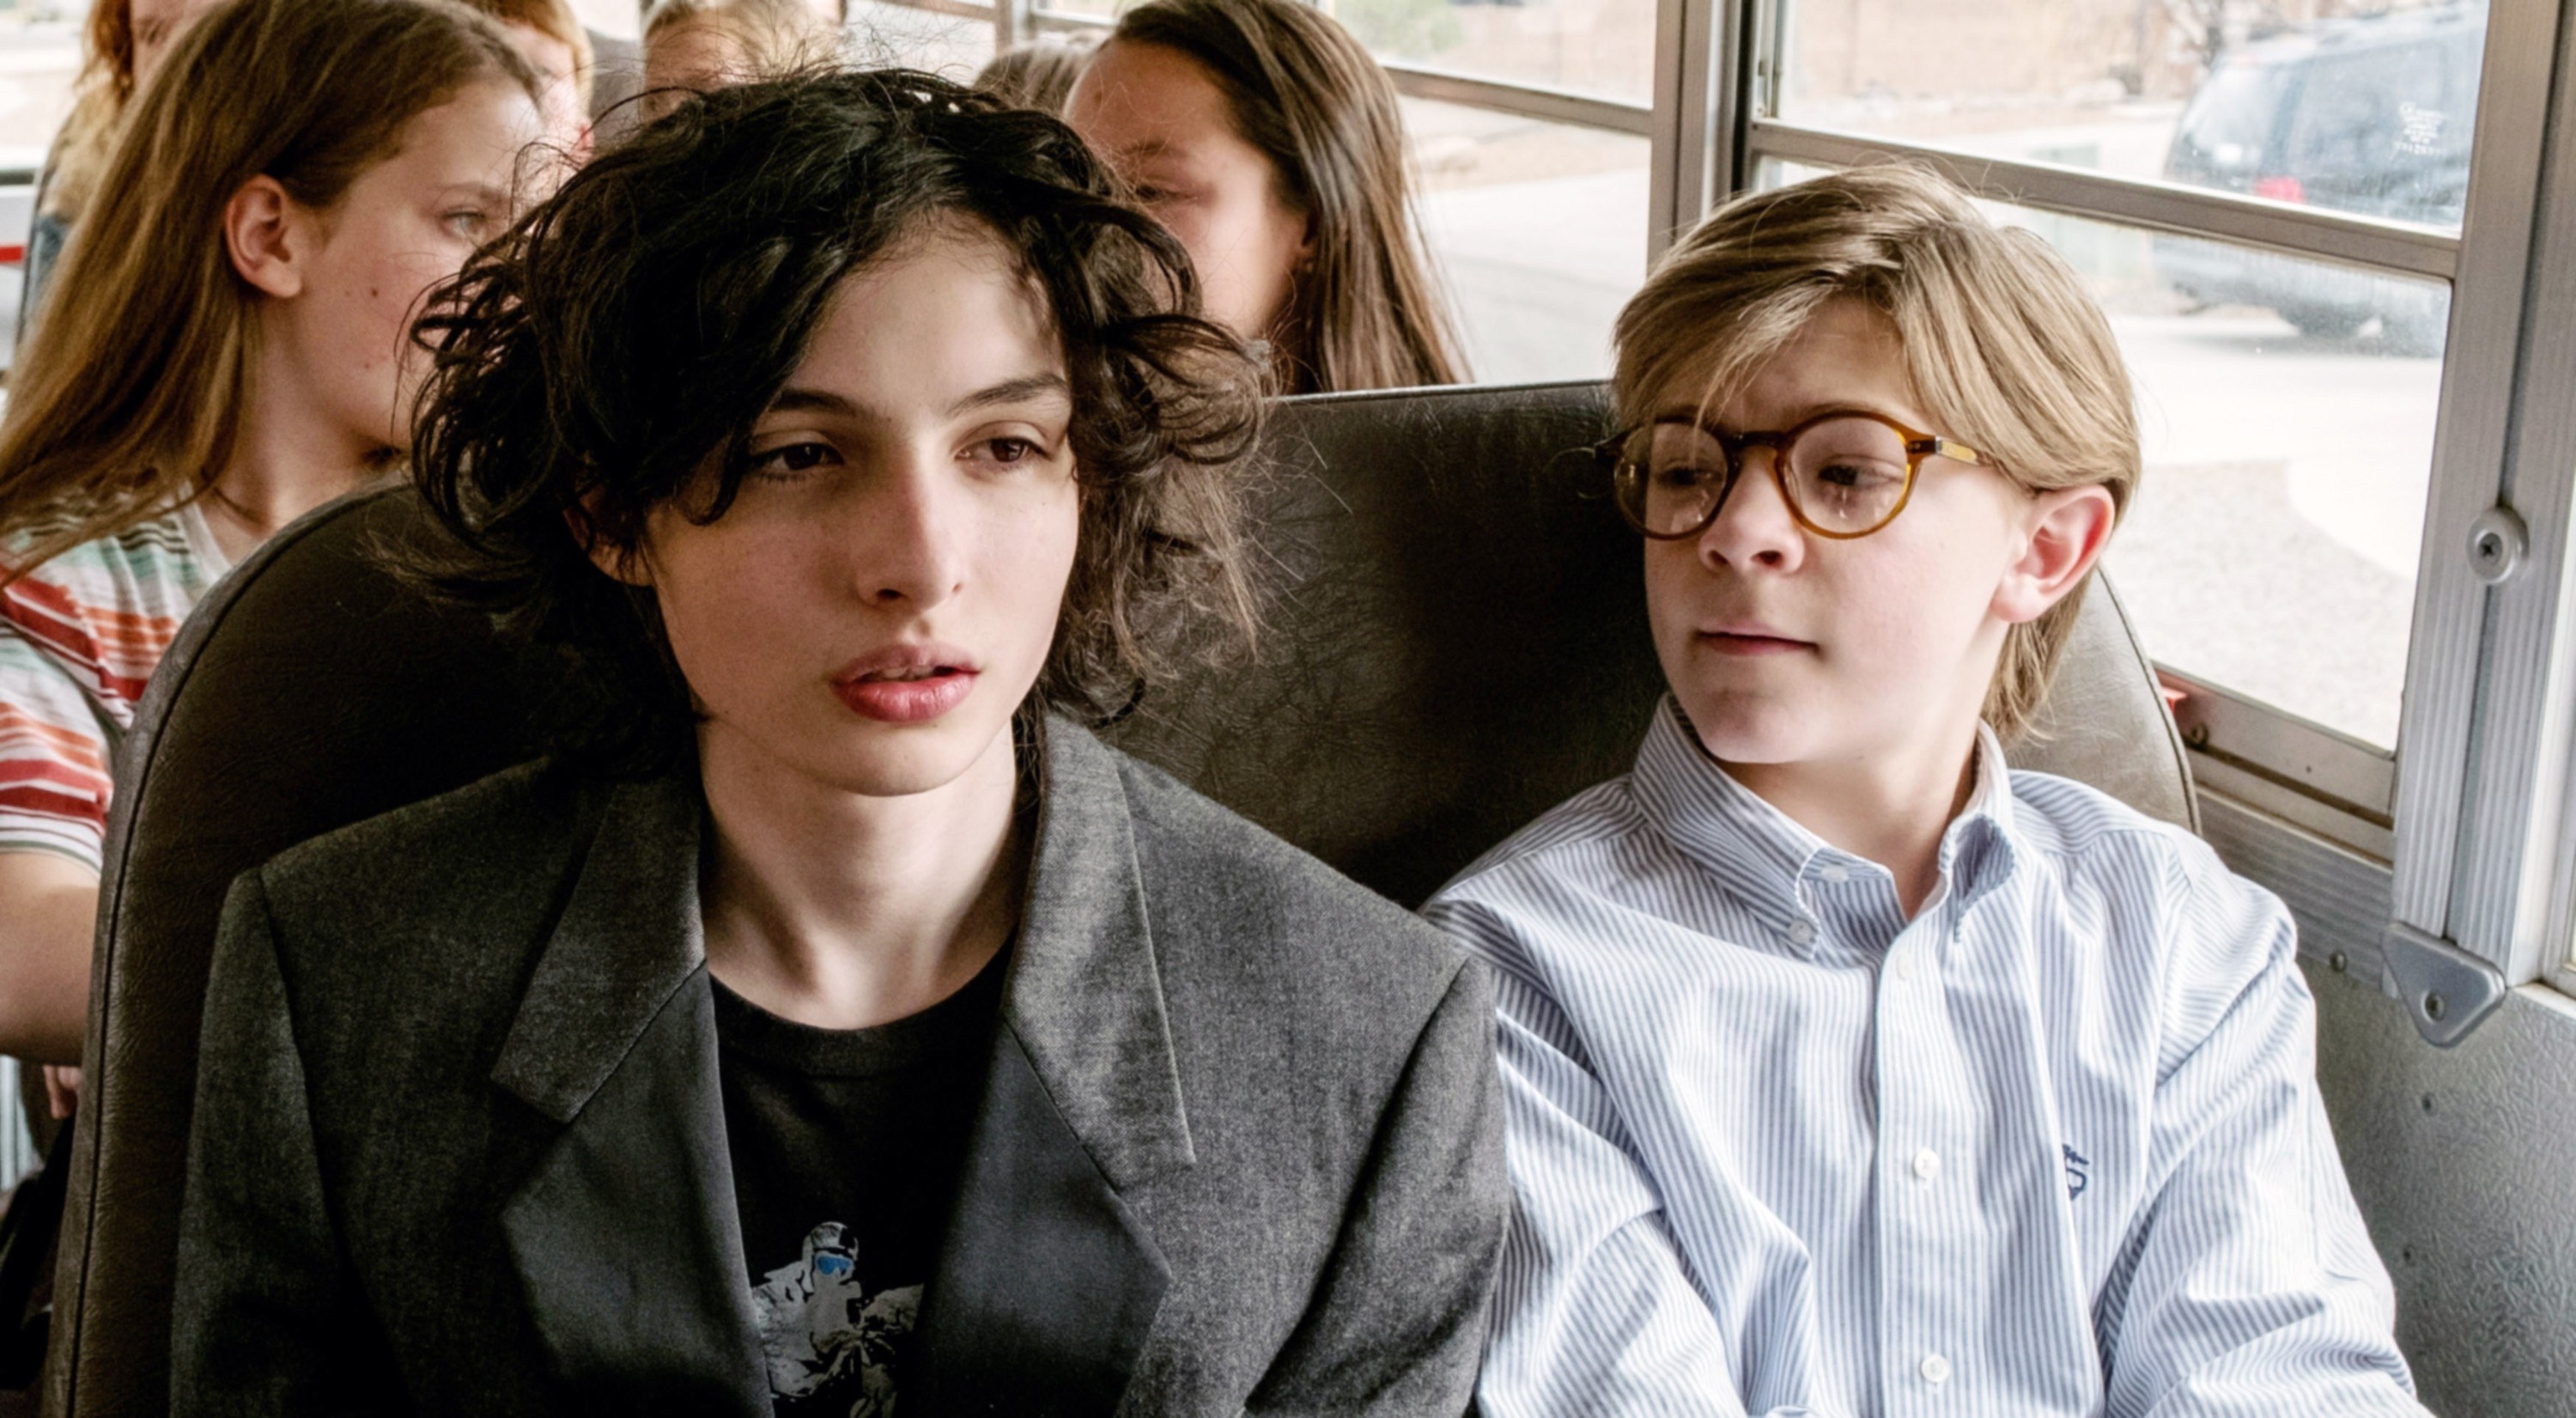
top-left (2467, 506), bottom-right (2528, 586)
top-left (2379, 922), bottom-right (2508, 1047)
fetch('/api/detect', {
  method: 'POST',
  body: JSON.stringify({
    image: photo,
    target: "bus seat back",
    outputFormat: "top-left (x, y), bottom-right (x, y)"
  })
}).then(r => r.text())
top-left (46, 380), bottom-right (2192, 1414)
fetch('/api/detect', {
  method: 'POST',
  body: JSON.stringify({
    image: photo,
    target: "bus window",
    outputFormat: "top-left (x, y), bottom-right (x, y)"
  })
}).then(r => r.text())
top-left (1406, 100), bottom-right (1647, 381)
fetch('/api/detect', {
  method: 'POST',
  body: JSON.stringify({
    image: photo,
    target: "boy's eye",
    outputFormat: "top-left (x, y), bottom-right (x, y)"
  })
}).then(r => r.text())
top-left (1809, 457), bottom-right (1902, 491)
top-left (746, 441), bottom-right (842, 480)
top-left (443, 210), bottom-right (490, 240)
top-left (1649, 460), bottom-right (1724, 490)
top-left (975, 435), bottom-right (1058, 470)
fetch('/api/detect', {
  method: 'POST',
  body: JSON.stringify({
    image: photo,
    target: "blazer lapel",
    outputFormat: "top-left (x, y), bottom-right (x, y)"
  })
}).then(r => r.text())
top-left (491, 771), bottom-right (771, 1417)
top-left (908, 718), bottom-right (1195, 1414)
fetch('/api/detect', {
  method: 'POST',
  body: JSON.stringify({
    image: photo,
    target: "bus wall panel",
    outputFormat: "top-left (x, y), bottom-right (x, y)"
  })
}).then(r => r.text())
top-left (2308, 962), bottom-right (2576, 1418)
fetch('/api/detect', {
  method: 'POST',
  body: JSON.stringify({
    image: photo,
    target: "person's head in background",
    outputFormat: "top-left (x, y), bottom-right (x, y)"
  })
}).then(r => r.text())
top-left (975, 31), bottom-right (1098, 116)
top-left (1066, 0), bottom-right (1462, 394)
top-left (39, 0), bottom-right (229, 235)
top-left (641, 0), bottom-right (837, 124)
top-left (457, 0), bottom-right (598, 161)
top-left (0, 0), bottom-right (546, 567)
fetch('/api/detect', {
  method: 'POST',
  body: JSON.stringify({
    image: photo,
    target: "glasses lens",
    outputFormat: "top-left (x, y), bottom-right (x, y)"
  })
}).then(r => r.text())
top-left (1784, 417), bottom-right (1913, 533)
top-left (1616, 423), bottom-right (1730, 537)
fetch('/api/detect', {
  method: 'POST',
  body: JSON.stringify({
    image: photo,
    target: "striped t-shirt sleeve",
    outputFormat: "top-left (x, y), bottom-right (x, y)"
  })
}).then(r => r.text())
top-left (0, 615), bottom-right (115, 870)
top-left (0, 509), bottom-right (225, 874)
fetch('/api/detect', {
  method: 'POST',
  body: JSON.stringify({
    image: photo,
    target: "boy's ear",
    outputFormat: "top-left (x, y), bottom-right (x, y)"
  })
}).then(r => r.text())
top-left (1993, 484), bottom-right (2116, 626)
top-left (223, 174), bottom-right (313, 300)
top-left (567, 500), bottom-right (654, 587)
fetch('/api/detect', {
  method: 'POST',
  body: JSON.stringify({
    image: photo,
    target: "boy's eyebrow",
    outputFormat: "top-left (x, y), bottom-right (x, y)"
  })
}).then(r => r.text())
top-left (762, 374), bottom-right (1072, 422)
top-left (951, 373), bottom-right (1072, 417)
top-left (766, 387), bottom-right (863, 419)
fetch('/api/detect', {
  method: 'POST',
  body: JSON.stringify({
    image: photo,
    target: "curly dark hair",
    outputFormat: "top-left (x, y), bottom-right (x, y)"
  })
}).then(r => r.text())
top-left (410, 68), bottom-right (1266, 771)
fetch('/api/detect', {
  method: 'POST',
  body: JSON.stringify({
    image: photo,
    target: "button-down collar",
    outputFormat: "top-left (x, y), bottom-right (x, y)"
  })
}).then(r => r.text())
top-left (1628, 697), bottom-right (2022, 960)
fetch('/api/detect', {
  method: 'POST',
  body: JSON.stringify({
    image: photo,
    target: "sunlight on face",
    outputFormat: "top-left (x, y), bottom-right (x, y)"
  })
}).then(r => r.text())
top-left (1066, 39), bottom-right (1310, 344)
top-left (636, 219), bottom-right (1083, 801)
top-left (1644, 297), bottom-right (2032, 771)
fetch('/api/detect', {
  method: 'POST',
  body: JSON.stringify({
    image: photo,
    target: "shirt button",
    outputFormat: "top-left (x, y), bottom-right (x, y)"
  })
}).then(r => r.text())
top-left (1921, 1353), bottom-right (1953, 1385)
top-left (1893, 953), bottom-right (1919, 982)
top-left (1911, 1148), bottom-right (1941, 1182)
top-left (1784, 920), bottom-right (1816, 946)
top-left (1817, 863), bottom-right (1850, 884)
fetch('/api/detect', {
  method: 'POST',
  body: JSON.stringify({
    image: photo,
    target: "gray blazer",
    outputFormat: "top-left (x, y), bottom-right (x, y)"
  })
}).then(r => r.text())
top-left (171, 718), bottom-right (1504, 1415)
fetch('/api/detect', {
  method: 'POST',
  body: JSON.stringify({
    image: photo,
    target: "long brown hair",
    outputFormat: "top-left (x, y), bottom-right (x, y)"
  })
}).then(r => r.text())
top-left (1110, 0), bottom-right (1464, 394)
top-left (0, 0), bottom-right (539, 579)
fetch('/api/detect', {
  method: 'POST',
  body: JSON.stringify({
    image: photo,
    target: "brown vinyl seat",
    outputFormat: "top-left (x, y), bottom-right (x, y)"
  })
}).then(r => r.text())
top-left (44, 380), bottom-right (2192, 1415)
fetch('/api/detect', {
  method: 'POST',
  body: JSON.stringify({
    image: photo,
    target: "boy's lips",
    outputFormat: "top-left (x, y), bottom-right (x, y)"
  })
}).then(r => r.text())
top-left (831, 643), bottom-right (981, 723)
top-left (1698, 622), bottom-right (1814, 656)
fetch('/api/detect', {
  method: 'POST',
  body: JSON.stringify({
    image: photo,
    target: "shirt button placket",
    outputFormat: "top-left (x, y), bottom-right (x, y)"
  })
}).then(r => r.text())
top-left (1880, 920), bottom-right (1960, 1416)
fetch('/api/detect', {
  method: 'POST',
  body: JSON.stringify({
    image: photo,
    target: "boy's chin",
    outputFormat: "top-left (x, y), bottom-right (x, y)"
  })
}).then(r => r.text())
top-left (1672, 691), bottom-right (1832, 768)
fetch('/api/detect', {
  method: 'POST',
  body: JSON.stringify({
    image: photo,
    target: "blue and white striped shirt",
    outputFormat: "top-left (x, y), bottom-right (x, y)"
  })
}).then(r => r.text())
top-left (1425, 698), bottom-right (2425, 1418)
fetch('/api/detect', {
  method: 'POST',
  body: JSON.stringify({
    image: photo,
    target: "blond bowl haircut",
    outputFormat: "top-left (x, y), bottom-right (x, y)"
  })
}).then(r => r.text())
top-left (1613, 164), bottom-right (2141, 744)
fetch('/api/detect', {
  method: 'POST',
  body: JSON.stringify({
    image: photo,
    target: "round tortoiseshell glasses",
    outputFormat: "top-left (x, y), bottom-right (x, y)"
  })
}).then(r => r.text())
top-left (1595, 408), bottom-right (1992, 541)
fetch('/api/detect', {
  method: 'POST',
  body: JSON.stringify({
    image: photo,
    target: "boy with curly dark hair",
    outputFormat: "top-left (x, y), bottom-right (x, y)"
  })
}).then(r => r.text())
top-left (173, 69), bottom-right (1503, 1416)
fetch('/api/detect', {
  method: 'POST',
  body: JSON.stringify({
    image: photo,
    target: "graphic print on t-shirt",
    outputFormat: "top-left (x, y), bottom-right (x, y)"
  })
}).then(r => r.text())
top-left (750, 1220), bottom-right (921, 1415)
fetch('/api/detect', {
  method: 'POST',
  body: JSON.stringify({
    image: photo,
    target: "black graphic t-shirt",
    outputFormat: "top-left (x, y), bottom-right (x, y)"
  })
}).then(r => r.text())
top-left (713, 946), bottom-right (1007, 1416)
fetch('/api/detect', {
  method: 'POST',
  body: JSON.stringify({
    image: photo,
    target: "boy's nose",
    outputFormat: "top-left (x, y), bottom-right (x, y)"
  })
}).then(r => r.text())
top-left (1696, 448), bottom-right (1803, 571)
top-left (848, 459), bottom-right (969, 610)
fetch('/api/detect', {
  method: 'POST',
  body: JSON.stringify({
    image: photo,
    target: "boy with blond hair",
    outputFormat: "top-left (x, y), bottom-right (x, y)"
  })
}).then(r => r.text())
top-left (1425, 166), bottom-right (2428, 1416)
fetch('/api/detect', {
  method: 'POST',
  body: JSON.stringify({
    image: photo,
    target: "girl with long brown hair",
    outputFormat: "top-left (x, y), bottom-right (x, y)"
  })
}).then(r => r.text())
top-left (0, 0), bottom-right (542, 1088)
top-left (1066, 0), bottom-right (1465, 393)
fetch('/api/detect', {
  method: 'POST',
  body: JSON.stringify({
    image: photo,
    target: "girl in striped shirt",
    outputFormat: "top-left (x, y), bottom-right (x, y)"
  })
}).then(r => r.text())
top-left (0, 0), bottom-right (548, 1104)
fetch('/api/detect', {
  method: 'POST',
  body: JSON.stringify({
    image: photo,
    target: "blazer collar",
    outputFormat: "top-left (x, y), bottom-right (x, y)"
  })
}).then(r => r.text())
top-left (1005, 714), bottom-right (1196, 1189)
top-left (491, 766), bottom-right (708, 1123)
